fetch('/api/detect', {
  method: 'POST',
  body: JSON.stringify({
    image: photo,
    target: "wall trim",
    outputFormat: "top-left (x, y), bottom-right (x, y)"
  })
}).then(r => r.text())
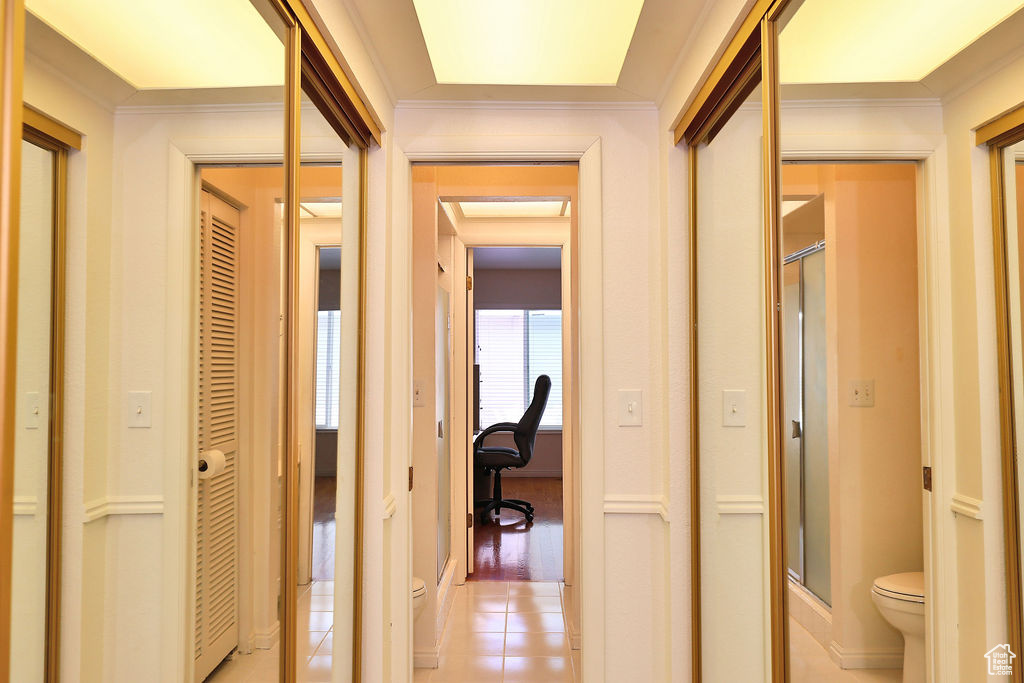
top-left (395, 99), bottom-right (657, 112)
top-left (83, 494), bottom-right (165, 523)
top-left (413, 648), bottom-right (440, 669)
top-left (13, 496), bottom-right (38, 517)
top-left (715, 494), bottom-right (765, 515)
top-left (828, 641), bottom-right (904, 670)
top-left (382, 493), bottom-right (396, 520)
top-left (950, 493), bottom-right (983, 520)
top-left (252, 621), bottom-right (280, 650)
top-left (603, 494), bottom-right (669, 522)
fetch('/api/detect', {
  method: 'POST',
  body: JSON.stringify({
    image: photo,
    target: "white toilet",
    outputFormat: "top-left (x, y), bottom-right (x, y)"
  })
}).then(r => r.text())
top-left (871, 571), bottom-right (925, 683)
top-left (412, 576), bottom-right (427, 621)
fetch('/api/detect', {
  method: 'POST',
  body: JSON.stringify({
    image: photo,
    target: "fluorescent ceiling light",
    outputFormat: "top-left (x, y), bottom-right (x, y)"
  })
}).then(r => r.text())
top-left (780, 0), bottom-right (1024, 83)
top-left (412, 0), bottom-right (643, 85)
top-left (300, 201), bottom-right (343, 219)
top-left (26, 0), bottom-right (284, 89)
top-left (459, 200), bottom-right (568, 219)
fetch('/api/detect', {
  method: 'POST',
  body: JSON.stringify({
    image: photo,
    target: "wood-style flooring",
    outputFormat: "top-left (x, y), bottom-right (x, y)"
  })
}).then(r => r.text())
top-left (312, 476), bottom-right (335, 581)
top-left (471, 477), bottom-right (563, 583)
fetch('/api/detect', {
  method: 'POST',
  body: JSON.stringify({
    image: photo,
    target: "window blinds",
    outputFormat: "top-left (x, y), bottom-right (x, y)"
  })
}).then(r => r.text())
top-left (476, 309), bottom-right (562, 429)
top-left (316, 310), bottom-right (341, 429)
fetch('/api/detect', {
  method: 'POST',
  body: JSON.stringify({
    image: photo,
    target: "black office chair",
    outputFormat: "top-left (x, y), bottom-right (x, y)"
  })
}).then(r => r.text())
top-left (474, 374), bottom-right (551, 523)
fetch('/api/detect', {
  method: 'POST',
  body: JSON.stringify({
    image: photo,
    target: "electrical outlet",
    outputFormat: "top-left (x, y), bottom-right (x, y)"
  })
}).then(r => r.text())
top-left (848, 380), bottom-right (875, 407)
top-left (413, 379), bottom-right (425, 407)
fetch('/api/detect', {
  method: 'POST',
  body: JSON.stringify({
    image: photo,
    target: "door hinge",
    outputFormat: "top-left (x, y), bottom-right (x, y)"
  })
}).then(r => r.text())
top-left (466, 275), bottom-right (473, 291)
top-left (922, 466), bottom-right (932, 492)
top-left (408, 466), bottom-right (414, 492)
top-left (467, 512), bottom-right (474, 528)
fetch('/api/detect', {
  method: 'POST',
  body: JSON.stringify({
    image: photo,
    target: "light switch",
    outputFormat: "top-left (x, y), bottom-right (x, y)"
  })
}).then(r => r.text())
top-left (127, 391), bottom-right (152, 428)
top-left (722, 390), bottom-right (746, 427)
top-left (413, 379), bottom-right (426, 407)
top-left (24, 391), bottom-right (41, 430)
top-left (848, 380), bottom-right (875, 407)
top-left (618, 390), bottom-right (642, 427)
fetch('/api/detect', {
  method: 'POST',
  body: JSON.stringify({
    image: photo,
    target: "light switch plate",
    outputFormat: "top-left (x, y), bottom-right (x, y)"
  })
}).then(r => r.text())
top-left (848, 380), bottom-right (875, 407)
top-left (722, 390), bottom-right (746, 427)
top-left (413, 379), bottom-right (426, 407)
top-left (24, 391), bottom-right (41, 430)
top-left (127, 391), bottom-right (152, 428)
top-left (618, 390), bottom-right (642, 427)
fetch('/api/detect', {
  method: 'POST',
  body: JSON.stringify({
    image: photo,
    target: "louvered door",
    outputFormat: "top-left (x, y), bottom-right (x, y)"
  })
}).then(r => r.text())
top-left (195, 190), bottom-right (240, 681)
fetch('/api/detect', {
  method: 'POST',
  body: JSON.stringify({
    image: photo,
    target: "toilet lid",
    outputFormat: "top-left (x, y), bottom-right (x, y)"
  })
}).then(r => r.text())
top-left (412, 577), bottom-right (426, 597)
top-left (873, 572), bottom-right (924, 603)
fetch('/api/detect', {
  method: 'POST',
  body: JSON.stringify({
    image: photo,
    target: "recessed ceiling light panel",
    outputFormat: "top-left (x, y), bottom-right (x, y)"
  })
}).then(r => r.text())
top-left (27, 0), bottom-right (285, 89)
top-left (412, 0), bottom-right (643, 86)
top-left (780, 0), bottom-right (1024, 83)
top-left (459, 200), bottom-right (567, 218)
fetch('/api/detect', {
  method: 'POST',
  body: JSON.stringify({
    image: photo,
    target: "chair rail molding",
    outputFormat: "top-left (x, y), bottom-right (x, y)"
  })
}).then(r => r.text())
top-left (950, 492), bottom-right (983, 520)
top-left (83, 494), bottom-right (165, 523)
top-left (603, 494), bottom-right (669, 522)
top-left (715, 494), bottom-right (765, 515)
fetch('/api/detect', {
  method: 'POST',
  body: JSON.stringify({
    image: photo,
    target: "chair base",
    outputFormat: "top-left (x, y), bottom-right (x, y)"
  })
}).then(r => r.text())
top-left (474, 468), bottom-right (534, 522)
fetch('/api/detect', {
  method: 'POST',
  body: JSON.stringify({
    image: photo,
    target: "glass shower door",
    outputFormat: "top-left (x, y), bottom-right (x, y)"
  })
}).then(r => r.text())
top-left (802, 250), bottom-right (829, 605)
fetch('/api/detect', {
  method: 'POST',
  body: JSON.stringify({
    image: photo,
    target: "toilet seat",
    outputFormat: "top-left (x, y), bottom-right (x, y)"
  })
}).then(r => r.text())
top-left (872, 571), bottom-right (924, 604)
top-left (412, 576), bottom-right (426, 598)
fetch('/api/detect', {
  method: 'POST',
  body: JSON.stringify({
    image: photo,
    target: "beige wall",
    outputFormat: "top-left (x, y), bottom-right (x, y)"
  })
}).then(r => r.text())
top-left (784, 163), bottom-right (924, 659)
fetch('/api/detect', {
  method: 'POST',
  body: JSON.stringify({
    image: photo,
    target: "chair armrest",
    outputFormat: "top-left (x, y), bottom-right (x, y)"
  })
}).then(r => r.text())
top-left (474, 422), bottom-right (518, 448)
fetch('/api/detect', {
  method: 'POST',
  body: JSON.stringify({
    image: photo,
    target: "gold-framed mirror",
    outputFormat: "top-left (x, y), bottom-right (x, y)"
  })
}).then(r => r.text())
top-left (10, 106), bottom-right (77, 682)
top-left (983, 102), bottom-right (1024, 681)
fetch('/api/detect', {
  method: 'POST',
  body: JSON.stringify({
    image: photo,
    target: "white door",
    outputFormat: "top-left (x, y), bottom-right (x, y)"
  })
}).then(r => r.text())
top-left (465, 248), bottom-right (475, 573)
top-left (195, 190), bottom-right (240, 681)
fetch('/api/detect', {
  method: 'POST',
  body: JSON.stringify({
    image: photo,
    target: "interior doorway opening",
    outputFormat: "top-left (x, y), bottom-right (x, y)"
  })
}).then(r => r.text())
top-left (470, 246), bottom-right (564, 582)
top-left (409, 163), bottom-right (582, 677)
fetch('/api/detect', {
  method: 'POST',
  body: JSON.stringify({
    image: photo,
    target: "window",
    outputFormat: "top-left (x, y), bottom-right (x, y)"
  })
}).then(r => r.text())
top-left (316, 310), bottom-right (340, 429)
top-left (476, 309), bottom-right (562, 429)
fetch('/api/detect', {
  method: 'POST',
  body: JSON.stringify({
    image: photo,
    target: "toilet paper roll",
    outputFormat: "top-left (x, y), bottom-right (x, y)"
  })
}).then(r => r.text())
top-left (198, 449), bottom-right (226, 480)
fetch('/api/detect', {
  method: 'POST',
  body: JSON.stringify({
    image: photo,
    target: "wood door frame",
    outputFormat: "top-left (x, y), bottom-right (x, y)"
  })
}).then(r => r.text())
top-left (392, 137), bottom-right (603, 679)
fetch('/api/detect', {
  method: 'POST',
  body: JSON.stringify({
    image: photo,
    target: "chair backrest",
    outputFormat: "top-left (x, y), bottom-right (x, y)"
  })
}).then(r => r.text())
top-left (514, 375), bottom-right (551, 465)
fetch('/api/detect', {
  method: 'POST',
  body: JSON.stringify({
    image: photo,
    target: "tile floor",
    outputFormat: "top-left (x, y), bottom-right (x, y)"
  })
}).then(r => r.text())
top-left (205, 579), bottom-right (335, 682)
top-left (414, 580), bottom-right (580, 683)
top-left (790, 618), bottom-right (901, 682)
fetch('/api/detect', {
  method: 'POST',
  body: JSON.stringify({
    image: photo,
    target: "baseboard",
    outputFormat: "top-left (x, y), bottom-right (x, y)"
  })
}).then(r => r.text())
top-left (567, 626), bottom-right (582, 650)
top-left (787, 580), bottom-right (831, 651)
top-left (501, 469), bottom-right (563, 478)
top-left (828, 641), bottom-right (903, 669)
top-left (252, 621), bottom-right (280, 650)
top-left (413, 648), bottom-right (440, 669)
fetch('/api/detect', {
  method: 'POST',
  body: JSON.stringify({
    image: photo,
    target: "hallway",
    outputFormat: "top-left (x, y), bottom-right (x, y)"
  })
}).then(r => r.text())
top-left (415, 581), bottom-right (577, 683)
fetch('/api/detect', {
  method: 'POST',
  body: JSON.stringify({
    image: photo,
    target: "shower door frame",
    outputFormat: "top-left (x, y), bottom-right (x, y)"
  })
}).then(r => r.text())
top-left (782, 239), bottom-right (826, 602)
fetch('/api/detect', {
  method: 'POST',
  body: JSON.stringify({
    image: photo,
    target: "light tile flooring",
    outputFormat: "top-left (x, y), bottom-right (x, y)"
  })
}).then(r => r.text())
top-left (205, 579), bottom-right (335, 683)
top-left (414, 580), bottom-right (580, 683)
top-left (790, 618), bottom-right (901, 682)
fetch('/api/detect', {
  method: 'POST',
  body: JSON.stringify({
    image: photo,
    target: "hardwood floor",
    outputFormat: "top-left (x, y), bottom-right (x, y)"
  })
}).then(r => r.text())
top-left (471, 477), bottom-right (563, 582)
top-left (312, 476), bottom-right (336, 581)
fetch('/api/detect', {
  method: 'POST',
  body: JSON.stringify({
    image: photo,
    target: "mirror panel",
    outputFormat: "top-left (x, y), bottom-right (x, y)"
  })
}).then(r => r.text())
top-left (21, 0), bottom-right (291, 679)
top-left (10, 135), bottom-right (57, 683)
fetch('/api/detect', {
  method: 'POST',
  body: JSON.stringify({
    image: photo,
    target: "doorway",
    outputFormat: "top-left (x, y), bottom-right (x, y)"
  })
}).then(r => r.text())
top-left (469, 246), bottom-right (564, 581)
top-left (779, 162), bottom-right (925, 681)
top-left (409, 163), bottom-right (581, 679)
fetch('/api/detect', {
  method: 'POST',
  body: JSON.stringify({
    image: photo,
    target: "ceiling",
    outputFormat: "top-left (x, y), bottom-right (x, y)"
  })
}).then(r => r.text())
top-left (474, 247), bottom-right (562, 270)
top-left (345, 0), bottom-right (709, 102)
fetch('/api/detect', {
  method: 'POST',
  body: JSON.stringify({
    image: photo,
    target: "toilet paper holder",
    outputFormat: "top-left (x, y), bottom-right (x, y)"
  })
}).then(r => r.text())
top-left (197, 449), bottom-right (226, 479)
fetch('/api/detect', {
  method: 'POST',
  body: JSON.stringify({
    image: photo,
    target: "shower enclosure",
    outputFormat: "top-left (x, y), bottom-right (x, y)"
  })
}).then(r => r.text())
top-left (783, 241), bottom-right (830, 606)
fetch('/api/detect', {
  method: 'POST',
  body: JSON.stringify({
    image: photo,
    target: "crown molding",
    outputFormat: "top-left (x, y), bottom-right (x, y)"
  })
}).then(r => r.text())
top-left (395, 99), bottom-right (657, 112)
